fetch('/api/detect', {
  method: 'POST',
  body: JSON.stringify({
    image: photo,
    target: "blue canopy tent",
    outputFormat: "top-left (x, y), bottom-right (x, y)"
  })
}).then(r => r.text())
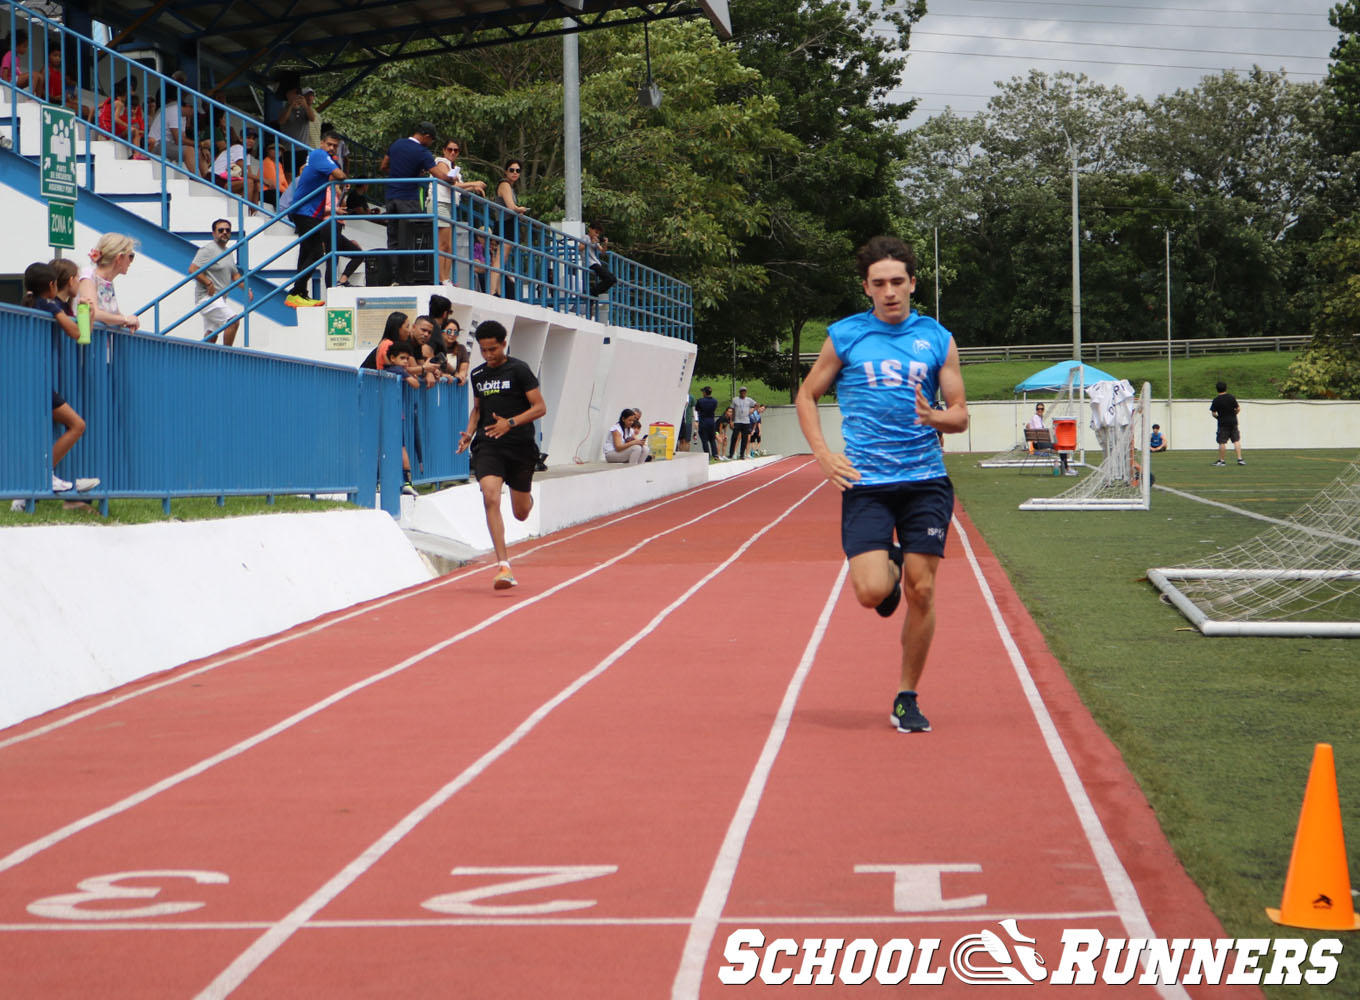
top-left (1014, 360), bottom-right (1118, 394)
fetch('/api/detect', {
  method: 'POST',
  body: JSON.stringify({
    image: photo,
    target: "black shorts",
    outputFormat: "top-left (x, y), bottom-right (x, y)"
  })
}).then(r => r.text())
top-left (471, 435), bottom-right (538, 493)
top-left (1215, 424), bottom-right (1240, 444)
top-left (841, 477), bottom-right (954, 559)
top-left (52, 390), bottom-right (66, 410)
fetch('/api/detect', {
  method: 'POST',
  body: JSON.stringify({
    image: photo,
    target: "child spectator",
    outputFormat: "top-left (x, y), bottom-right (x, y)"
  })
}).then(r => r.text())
top-left (384, 339), bottom-right (423, 496)
top-left (21, 262), bottom-right (100, 496)
top-left (98, 84), bottom-right (144, 149)
top-left (1, 31), bottom-right (38, 90)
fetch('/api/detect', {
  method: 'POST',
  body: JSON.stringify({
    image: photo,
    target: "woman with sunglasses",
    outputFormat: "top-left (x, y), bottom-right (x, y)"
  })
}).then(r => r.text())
top-left (433, 140), bottom-right (488, 286)
top-left (78, 233), bottom-right (141, 331)
top-left (494, 159), bottom-right (529, 300)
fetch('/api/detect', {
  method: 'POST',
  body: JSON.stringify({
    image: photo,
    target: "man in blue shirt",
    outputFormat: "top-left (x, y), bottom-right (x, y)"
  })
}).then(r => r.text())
top-left (380, 122), bottom-right (452, 283)
top-left (796, 236), bottom-right (969, 734)
top-left (1149, 423), bottom-right (1166, 452)
top-left (287, 130), bottom-right (346, 306)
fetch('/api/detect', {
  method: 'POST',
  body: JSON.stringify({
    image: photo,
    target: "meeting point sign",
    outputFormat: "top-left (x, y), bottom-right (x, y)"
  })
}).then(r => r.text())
top-left (718, 920), bottom-right (1343, 987)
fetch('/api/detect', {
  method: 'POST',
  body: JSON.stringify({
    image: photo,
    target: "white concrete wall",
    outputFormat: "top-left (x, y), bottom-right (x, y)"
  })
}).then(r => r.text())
top-left (0, 510), bottom-right (432, 730)
top-left (400, 452), bottom-right (709, 551)
top-left (755, 398), bottom-right (1360, 456)
top-left (258, 283), bottom-right (698, 472)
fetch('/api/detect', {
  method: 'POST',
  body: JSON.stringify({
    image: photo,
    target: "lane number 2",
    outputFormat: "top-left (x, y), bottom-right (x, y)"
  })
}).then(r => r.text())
top-left (422, 865), bottom-right (617, 916)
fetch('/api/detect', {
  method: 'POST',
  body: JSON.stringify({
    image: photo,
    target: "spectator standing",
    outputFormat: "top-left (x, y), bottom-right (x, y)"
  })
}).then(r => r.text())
top-left (456, 320), bottom-right (548, 590)
top-left (694, 385), bottom-right (719, 461)
top-left (727, 386), bottom-right (759, 460)
top-left (360, 311), bottom-right (410, 371)
top-left (78, 233), bottom-right (140, 330)
top-left (1210, 380), bottom-right (1244, 466)
top-left (747, 401), bottom-right (765, 457)
top-left (190, 219), bottom-right (252, 346)
top-left (795, 235), bottom-right (969, 734)
top-left (275, 77), bottom-right (316, 146)
top-left (428, 295), bottom-right (470, 383)
top-left (494, 159), bottom-right (528, 300)
top-left (433, 139), bottom-right (486, 286)
top-left (286, 130), bottom-right (346, 308)
top-left (380, 123), bottom-right (450, 284)
top-left (21, 262), bottom-right (100, 496)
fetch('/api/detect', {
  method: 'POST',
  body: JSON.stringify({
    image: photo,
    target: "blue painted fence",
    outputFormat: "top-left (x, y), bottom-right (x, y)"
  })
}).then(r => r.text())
top-left (1, 303), bottom-right (470, 517)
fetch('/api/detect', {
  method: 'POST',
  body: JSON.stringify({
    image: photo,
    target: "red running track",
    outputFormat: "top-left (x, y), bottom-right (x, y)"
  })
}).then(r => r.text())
top-left (0, 459), bottom-right (1258, 998)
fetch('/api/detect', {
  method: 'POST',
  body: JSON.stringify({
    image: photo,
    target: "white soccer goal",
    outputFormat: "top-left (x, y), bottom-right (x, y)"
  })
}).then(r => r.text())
top-left (978, 366), bottom-right (1087, 468)
top-left (1019, 381), bottom-right (1151, 511)
top-left (1148, 460), bottom-right (1360, 637)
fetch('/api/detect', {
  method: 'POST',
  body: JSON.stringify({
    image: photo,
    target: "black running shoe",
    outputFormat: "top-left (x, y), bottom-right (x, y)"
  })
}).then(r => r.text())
top-left (890, 690), bottom-right (931, 733)
top-left (875, 545), bottom-right (904, 618)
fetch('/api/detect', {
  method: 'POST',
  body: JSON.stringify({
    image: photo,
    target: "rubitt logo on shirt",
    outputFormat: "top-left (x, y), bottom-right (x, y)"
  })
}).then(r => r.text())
top-left (914, 339), bottom-right (931, 353)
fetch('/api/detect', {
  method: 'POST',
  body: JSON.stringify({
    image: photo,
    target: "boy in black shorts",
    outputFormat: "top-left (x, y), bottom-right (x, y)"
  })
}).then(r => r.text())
top-left (456, 321), bottom-right (547, 589)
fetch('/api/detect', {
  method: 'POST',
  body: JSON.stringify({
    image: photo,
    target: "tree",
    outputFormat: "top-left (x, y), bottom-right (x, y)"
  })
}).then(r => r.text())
top-left (715, 0), bottom-right (925, 397)
top-left (317, 21), bottom-right (789, 322)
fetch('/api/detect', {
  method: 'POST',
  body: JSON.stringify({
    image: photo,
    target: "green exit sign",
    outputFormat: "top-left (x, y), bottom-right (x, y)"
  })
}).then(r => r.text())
top-left (48, 202), bottom-right (76, 250)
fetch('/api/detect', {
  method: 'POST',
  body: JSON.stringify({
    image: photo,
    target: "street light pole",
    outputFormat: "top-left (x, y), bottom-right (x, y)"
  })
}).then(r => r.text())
top-left (1068, 138), bottom-right (1082, 363)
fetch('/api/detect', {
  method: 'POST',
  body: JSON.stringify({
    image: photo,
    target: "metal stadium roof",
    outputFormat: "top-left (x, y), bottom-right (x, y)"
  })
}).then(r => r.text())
top-left (70, 0), bottom-right (730, 94)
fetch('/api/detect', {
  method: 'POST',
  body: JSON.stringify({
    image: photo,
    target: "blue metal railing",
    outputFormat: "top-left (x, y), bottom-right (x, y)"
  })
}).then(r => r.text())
top-left (0, 301), bottom-right (476, 517)
top-left (3, 7), bottom-right (694, 342)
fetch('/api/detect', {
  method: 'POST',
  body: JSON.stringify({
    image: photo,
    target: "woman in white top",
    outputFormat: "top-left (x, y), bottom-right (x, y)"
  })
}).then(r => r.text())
top-left (603, 408), bottom-right (647, 465)
top-left (78, 233), bottom-right (140, 330)
top-left (434, 139), bottom-right (488, 286)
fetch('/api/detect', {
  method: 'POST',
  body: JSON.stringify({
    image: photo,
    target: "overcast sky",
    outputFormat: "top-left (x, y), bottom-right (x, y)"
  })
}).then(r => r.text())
top-left (892, 0), bottom-right (1341, 126)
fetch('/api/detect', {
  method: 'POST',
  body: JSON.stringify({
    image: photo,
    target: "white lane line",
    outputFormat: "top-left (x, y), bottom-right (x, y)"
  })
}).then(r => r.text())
top-left (0, 463), bottom-right (798, 753)
top-left (194, 480), bottom-right (827, 999)
top-left (0, 464), bottom-right (814, 876)
top-left (671, 557), bottom-right (848, 1000)
top-left (0, 909), bottom-right (1119, 933)
top-left (951, 516), bottom-right (1193, 1000)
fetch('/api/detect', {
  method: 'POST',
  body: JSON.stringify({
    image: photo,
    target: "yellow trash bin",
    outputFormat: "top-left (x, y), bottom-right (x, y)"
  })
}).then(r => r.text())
top-left (647, 422), bottom-right (675, 461)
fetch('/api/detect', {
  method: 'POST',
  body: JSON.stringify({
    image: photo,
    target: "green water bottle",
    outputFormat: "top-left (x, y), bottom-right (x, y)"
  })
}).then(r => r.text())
top-left (76, 302), bottom-right (91, 345)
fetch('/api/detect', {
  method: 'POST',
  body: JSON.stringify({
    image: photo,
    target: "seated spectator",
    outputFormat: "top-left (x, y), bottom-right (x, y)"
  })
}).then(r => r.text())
top-left (78, 233), bottom-right (140, 330)
top-left (21, 262), bottom-right (100, 496)
top-left (1026, 401), bottom-right (1070, 473)
top-left (603, 408), bottom-right (647, 465)
top-left (98, 85), bottom-right (144, 150)
top-left (147, 88), bottom-right (189, 163)
top-left (1150, 423), bottom-right (1167, 452)
top-left (260, 144), bottom-right (290, 207)
top-left (2, 31), bottom-right (38, 90)
top-left (213, 134), bottom-right (260, 205)
top-left (196, 138), bottom-right (216, 181)
top-left (44, 48), bottom-right (88, 117)
top-left (586, 221), bottom-right (617, 297)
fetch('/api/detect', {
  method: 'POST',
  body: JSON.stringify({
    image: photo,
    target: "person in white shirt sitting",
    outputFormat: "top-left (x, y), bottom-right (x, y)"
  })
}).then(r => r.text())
top-left (603, 408), bottom-right (647, 465)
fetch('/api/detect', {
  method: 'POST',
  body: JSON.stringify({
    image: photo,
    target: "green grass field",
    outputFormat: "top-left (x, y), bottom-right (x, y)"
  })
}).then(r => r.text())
top-left (0, 494), bottom-right (356, 526)
top-left (946, 448), bottom-right (1360, 998)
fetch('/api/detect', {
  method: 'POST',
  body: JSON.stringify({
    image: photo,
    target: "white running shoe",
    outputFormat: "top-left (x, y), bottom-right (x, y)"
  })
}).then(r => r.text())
top-left (52, 474), bottom-right (73, 493)
top-left (74, 477), bottom-right (100, 492)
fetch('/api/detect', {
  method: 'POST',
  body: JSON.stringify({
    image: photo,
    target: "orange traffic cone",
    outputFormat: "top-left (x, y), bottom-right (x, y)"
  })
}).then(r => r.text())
top-left (1266, 743), bottom-right (1360, 931)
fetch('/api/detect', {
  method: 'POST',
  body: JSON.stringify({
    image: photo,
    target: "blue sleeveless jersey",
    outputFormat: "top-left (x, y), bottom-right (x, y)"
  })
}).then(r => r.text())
top-left (829, 309), bottom-right (953, 486)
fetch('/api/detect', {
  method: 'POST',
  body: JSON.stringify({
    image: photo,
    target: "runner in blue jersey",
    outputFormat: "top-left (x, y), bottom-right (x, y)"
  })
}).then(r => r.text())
top-left (795, 236), bottom-right (969, 733)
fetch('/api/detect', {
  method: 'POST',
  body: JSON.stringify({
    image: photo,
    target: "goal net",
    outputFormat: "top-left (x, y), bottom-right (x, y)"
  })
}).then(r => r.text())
top-left (978, 367), bottom-right (1086, 468)
top-left (1148, 459), bottom-right (1360, 637)
top-left (1019, 381), bottom-right (1151, 511)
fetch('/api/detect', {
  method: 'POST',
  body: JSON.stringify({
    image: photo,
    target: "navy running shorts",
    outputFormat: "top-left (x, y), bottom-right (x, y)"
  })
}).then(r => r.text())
top-left (471, 435), bottom-right (538, 493)
top-left (841, 476), bottom-right (955, 559)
